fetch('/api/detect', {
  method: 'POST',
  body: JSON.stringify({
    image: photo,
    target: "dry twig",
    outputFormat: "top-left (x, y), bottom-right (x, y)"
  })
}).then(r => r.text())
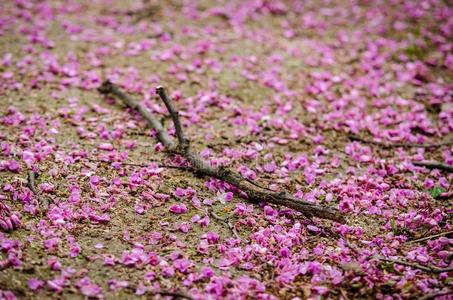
top-left (345, 240), bottom-right (453, 274)
top-left (408, 230), bottom-right (453, 244)
top-left (348, 134), bottom-right (453, 149)
top-left (208, 209), bottom-right (243, 242)
top-left (98, 81), bottom-right (344, 223)
top-left (377, 257), bottom-right (453, 274)
top-left (413, 161), bottom-right (453, 173)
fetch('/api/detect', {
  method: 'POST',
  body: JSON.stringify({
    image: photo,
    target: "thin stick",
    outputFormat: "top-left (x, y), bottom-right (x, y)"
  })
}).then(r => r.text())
top-left (209, 209), bottom-right (227, 221)
top-left (408, 230), bottom-right (453, 244)
top-left (377, 256), bottom-right (453, 274)
top-left (228, 221), bottom-right (242, 241)
top-left (348, 134), bottom-right (453, 148)
top-left (346, 240), bottom-right (453, 274)
top-left (413, 161), bottom-right (453, 173)
top-left (98, 81), bottom-right (345, 223)
top-left (209, 209), bottom-right (242, 241)
top-left (156, 86), bottom-right (188, 148)
top-left (245, 177), bottom-right (274, 192)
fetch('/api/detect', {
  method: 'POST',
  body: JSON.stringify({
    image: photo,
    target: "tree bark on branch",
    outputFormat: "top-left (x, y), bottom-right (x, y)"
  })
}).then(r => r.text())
top-left (98, 80), bottom-right (345, 223)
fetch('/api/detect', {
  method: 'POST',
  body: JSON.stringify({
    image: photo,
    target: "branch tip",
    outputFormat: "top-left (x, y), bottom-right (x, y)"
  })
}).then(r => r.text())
top-left (98, 80), bottom-right (113, 95)
top-left (155, 85), bottom-right (187, 147)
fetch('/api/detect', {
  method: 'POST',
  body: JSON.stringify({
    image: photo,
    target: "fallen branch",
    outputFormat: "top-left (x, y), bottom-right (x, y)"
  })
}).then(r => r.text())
top-left (407, 230), bottom-right (453, 244)
top-left (348, 134), bottom-right (453, 149)
top-left (377, 256), bottom-right (453, 274)
top-left (27, 171), bottom-right (50, 212)
top-left (98, 82), bottom-right (174, 149)
top-left (98, 81), bottom-right (345, 223)
top-left (413, 161), bottom-right (453, 173)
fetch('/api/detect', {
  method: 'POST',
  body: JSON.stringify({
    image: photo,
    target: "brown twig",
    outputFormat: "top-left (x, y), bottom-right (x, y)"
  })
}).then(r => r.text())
top-left (244, 177), bottom-right (275, 192)
top-left (377, 257), bottom-right (453, 274)
top-left (156, 86), bottom-right (188, 149)
top-left (27, 171), bottom-right (50, 212)
top-left (407, 230), bottom-right (453, 244)
top-left (413, 161), bottom-right (453, 173)
top-left (348, 134), bottom-right (453, 149)
top-left (98, 81), bottom-right (345, 223)
top-left (209, 209), bottom-right (243, 241)
top-left (345, 240), bottom-right (452, 274)
top-left (209, 209), bottom-right (227, 221)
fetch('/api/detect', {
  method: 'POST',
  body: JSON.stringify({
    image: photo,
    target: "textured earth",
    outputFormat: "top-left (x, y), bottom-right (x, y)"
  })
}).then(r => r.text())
top-left (0, 0), bottom-right (452, 299)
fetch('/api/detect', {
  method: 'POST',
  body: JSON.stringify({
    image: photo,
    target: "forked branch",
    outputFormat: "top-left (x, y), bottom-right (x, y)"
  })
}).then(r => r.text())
top-left (98, 80), bottom-right (345, 223)
top-left (98, 81), bottom-right (174, 149)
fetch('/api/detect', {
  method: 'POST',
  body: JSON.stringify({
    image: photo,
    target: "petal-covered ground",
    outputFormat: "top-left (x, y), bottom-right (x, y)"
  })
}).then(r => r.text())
top-left (0, 0), bottom-right (452, 299)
